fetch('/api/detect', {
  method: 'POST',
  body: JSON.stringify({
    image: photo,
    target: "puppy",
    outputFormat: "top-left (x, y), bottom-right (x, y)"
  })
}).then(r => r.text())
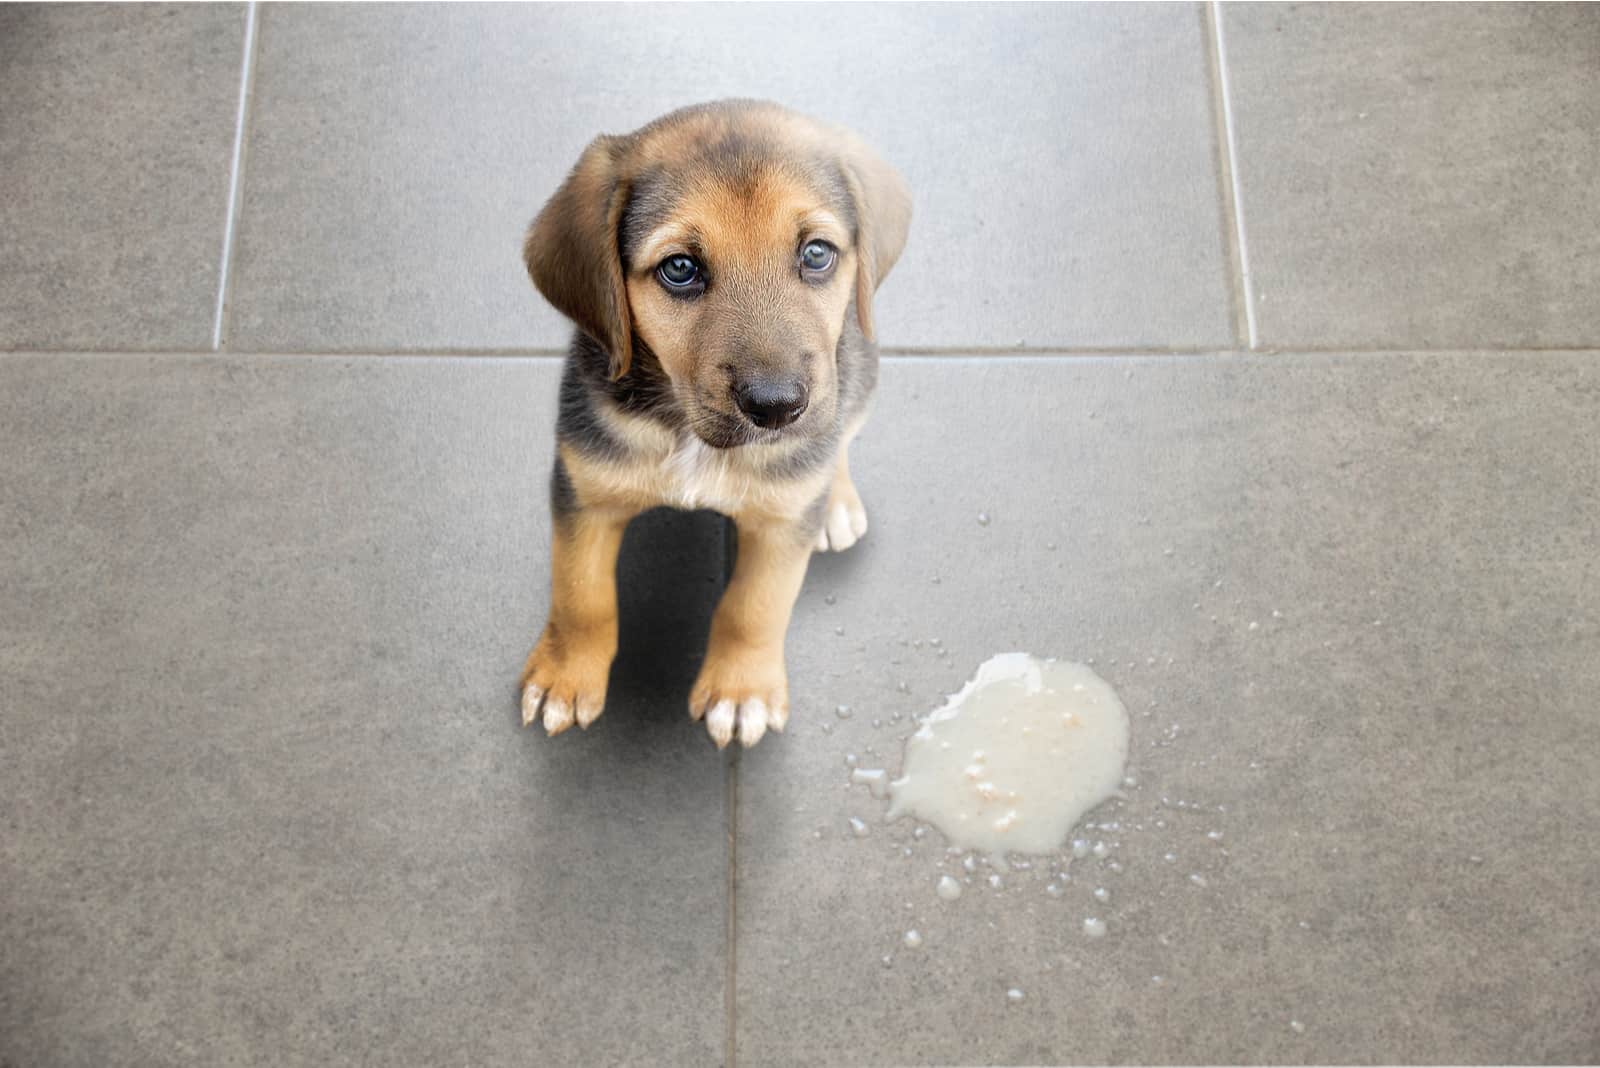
top-left (519, 100), bottom-right (911, 748)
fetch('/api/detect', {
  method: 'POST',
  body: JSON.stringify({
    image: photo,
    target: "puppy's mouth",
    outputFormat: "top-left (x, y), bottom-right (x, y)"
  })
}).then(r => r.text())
top-left (689, 411), bottom-right (778, 450)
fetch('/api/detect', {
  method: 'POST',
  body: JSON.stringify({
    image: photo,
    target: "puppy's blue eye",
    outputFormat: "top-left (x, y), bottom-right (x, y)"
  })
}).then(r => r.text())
top-left (657, 255), bottom-right (701, 290)
top-left (800, 240), bottom-right (836, 274)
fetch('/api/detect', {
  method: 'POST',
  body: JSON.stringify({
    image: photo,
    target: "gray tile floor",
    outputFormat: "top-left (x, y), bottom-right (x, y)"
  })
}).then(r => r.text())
top-left (2, 4), bottom-right (1597, 1066)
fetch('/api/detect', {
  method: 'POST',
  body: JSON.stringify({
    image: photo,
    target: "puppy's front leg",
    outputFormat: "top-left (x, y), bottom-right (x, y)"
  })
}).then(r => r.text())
top-left (691, 516), bottom-right (814, 748)
top-left (521, 504), bottom-right (630, 735)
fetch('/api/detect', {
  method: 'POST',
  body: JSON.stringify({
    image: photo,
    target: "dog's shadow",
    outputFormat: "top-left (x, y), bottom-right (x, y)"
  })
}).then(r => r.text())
top-left (514, 508), bottom-right (731, 801)
top-left (605, 507), bottom-right (730, 727)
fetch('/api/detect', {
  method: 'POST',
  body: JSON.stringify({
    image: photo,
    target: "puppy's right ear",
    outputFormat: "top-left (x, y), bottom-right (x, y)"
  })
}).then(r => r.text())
top-left (524, 135), bottom-right (634, 379)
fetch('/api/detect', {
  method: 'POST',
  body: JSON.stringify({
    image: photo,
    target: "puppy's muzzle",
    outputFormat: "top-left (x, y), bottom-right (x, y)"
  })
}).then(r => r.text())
top-left (733, 374), bottom-right (809, 430)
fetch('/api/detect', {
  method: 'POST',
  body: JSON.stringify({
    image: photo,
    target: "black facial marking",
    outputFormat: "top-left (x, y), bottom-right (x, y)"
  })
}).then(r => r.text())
top-left (556, 333), bottom-right (682, 461)
top-left (620, 166), bottom-right (687, 269)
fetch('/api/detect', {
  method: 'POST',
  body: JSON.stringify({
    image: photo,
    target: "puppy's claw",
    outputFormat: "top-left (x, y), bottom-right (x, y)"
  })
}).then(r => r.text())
top-left (768, 701), bottom-right (790, 732)
top-left (576, 696), bottom-right (604, 729)
top-left (706, 700), bottom-right (737, 749)
top-left (739, 699), bottom-right (769, 748)
top-left (521, 684), bottom-right (545, 728)
top-left (543, 697), bottom-right (576, 736)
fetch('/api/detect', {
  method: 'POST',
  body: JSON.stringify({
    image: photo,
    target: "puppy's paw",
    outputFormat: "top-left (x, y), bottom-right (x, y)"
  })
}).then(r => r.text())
top-left (689, 647), bottom-right (790, 748)
top-left (520, 627), bottom-right (613, 736)
top-left (815, 479), bottom-right (868, 553)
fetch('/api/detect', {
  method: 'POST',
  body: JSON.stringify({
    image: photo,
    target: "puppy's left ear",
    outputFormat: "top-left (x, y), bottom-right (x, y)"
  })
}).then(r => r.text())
top-left (525, 134), bottom-right (635, 378)
top-left (839, 134), bottom-right (912, 343)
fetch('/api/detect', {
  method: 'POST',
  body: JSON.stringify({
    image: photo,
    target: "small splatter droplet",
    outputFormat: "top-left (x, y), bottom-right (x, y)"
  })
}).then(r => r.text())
top-left (977, 512), bottom-right (991, 526)
top-left (1093, 887), bottom-right (1110, 903)
top-left (848, 817), bottom-right (869, 838)
top-left (1006, 988), bottom-right (1025, 1004)
top-left (903, 930), bottom-right (923, 949)
top-left (1083, 916), bottom-right (1107, 938)
top-left (1290, 1020), bottom-right (1306, 1034)
top-left (835, 704), bottom-right (852, 719)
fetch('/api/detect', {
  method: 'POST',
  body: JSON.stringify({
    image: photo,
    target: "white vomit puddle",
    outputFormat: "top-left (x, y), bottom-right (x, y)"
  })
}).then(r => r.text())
top-left (886, 653), bottom-right (1131, 855)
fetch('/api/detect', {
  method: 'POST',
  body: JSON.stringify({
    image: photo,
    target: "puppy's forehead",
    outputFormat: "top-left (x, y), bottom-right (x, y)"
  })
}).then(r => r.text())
top-left (620, 112), bottom-right (854, 266)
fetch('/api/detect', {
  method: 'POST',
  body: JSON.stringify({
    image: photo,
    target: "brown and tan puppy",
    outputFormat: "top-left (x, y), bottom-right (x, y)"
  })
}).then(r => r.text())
top-left (519, 100), bottom-right (911, 748)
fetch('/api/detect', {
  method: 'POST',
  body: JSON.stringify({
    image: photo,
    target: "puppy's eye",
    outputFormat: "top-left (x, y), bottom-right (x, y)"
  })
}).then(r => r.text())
top-left (799, 240), bottom-right (837, 275)
top-left (656, 255), bottom-right (703, 292)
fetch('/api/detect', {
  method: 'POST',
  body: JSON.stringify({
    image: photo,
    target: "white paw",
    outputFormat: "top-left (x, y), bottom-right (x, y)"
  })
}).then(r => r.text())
top-left (816, 499), bottom-right (869, 553)
top-left (693, 696), bottom-right (787, 749)
top-left (521, 683), bottom-right (602, 736)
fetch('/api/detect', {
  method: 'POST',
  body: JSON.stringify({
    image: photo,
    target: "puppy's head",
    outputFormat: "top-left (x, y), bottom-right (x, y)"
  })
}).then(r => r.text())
top-left (526, 101), bottom-right (911, 448)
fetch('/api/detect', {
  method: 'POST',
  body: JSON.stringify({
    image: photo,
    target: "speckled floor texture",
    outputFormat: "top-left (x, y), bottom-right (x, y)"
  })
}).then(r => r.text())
top-left (3, 4), bottom-right (1598, 1066)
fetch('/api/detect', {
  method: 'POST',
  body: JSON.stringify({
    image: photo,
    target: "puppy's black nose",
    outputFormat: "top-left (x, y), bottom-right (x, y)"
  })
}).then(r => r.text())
top-left (733, 376), bottom-right (809, 429)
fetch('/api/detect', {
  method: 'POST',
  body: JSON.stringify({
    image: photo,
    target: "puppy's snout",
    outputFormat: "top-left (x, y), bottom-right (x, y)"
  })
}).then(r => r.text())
top-left (733, 375), bottom-right (809, 430)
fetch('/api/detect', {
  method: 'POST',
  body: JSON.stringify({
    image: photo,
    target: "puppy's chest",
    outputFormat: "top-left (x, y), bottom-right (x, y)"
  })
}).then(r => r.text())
top-left (657, 436), bottom-right (763, 513)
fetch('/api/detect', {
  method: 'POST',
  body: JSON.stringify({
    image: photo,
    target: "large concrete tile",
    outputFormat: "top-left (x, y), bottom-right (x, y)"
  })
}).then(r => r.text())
top-left (0, 5), bottom-right (243, 351)
top-left (737, 355), bottom-right (1600, 1064)
top-left (1223, 4), bottom-right (1600, 349)
top-left (0, 355), bottom-right (730, 1066)
top-left (229, 3), bottom-right (1231, 353)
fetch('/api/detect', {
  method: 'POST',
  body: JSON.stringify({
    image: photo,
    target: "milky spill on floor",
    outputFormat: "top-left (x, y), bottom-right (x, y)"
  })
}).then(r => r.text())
top-left (885, 653), bottom-right (1130, 855)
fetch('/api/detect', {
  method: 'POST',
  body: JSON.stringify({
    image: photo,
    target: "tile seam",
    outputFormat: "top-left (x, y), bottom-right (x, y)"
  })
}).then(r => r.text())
top-left (211, 0), bottom-right (260, 352)
top-left (1207, 1), bottom-right (1260, 350)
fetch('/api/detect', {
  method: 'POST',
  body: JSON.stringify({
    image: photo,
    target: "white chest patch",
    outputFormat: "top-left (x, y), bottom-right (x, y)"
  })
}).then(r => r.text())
top-left (662, 435), bottom-right (755, 513)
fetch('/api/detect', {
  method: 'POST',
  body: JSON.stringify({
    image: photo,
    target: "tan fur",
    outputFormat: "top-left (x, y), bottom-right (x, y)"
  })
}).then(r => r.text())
top-left (520, 510), bottom-right (631, 733)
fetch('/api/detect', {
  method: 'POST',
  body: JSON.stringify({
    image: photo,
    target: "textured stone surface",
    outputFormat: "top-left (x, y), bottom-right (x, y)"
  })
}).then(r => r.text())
top-left (0, 4), bottom-right (244, 350)
top-left (1224, 3), bottom-right (1600, 348)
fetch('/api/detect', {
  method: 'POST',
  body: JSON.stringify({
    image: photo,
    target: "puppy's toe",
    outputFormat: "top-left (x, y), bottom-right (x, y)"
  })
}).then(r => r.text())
top-left (819, 499), bottom-right (869, 553)
top-left (521, 684), bottom-right (546, 727)
top-left (542, 696), bottom-right (576, 735)
top-left (575, 694), bottom-right (605, 729)
top-left (706, 699), bottom-right (737, 749)
top-left (767, 700), bottom-right (790, 733)
top-left (738, 699), bottom-right (770, 747)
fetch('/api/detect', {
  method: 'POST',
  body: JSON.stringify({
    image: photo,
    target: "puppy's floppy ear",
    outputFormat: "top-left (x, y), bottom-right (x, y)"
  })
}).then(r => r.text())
top-left (838, 133), bottom-right (912, 343)
top-left (525, 135), bottom-right (634, 379)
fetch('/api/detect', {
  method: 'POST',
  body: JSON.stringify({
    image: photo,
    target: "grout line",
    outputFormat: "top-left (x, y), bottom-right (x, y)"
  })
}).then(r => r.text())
top-left (211, 0), bottom-right (260, 352)
top-left (1202, 0), bottom-right (1247, 351)
top-left (1207, 0), bottom-right (1259, 351)
top-left (721, 518), bottom-right (738, 1068)
top-left (724, 745), bottom-right (738, 1068)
